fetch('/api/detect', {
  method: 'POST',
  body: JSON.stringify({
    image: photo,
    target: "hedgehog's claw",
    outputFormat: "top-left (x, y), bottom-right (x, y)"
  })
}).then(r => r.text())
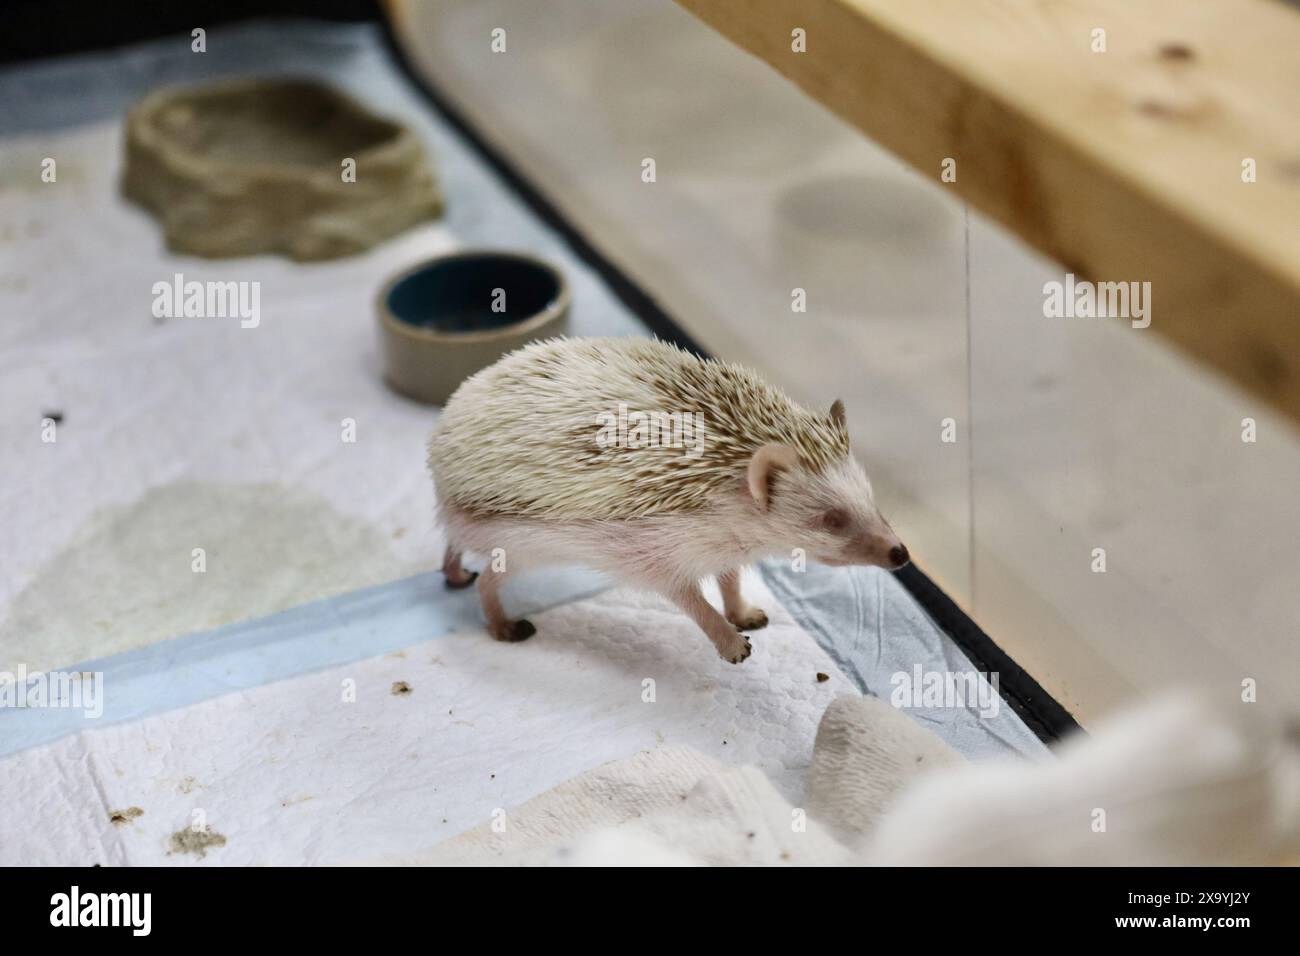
top-left (722, 638), bottom-right (753, 664)
top-left (444, 570), bottom-right (479, 590)
top-left (493, 619), bottom-right (536, 643)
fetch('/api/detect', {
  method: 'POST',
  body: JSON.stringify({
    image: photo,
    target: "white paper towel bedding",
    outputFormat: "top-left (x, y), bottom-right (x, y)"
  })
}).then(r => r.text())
top-left (0, 568), bottom-right (608, 759)
top-left (381, 748), bottom-right (857, 867)
top-left (371, 693), bottom-right (1300, 867)
top-left (0, 576), bottom-right (859, 866)
top-left (381, 695), bottom-right (965, 866)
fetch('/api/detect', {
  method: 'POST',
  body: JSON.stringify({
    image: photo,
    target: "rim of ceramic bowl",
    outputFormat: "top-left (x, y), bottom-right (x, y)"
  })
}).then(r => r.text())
top-left (376, 249), bottom-right (570, 346)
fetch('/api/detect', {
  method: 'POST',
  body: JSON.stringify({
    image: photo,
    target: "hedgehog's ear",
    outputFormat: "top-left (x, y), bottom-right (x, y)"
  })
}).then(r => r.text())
top-left (829, 399), bottom-right (846, 429)
top-left (747, 443), bottom-right (798, 511)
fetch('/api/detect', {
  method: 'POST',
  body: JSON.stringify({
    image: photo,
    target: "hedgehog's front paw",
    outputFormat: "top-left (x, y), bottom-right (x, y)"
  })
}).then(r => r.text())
top-left (491, 619), bottom-right (536, 643)
top-left (718, 633), bottom-right (753, 664)
top-left (728, 607), bottom-right (768, 632)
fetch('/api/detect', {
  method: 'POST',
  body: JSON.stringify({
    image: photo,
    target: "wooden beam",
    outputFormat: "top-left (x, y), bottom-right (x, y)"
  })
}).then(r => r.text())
top-left (676, 0), bottom-right (1300, 420)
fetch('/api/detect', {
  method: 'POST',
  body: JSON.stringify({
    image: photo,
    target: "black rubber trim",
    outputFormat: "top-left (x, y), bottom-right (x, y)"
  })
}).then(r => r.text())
top-left (378, 21), bottom-right (1082, 745)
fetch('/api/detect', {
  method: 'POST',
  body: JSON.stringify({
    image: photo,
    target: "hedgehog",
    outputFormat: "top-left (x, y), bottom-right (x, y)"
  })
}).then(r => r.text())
top-left (427, 337), bottom-right (908, 664)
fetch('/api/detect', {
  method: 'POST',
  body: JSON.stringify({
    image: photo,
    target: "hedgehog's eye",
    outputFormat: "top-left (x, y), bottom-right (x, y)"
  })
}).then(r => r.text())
top-left (819, 508), bottom-right (849, 532)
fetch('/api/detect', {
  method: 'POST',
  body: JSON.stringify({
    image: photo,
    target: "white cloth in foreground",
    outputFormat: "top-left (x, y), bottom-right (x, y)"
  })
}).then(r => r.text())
top-left (378, 693), bottom-right (1300, 866)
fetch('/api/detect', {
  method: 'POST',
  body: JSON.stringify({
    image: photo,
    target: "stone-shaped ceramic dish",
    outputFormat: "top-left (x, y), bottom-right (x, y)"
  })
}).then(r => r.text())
top-left (122, 77), bottom-right (442, 261)
top-left (377, 251), bottom-right (570, 405)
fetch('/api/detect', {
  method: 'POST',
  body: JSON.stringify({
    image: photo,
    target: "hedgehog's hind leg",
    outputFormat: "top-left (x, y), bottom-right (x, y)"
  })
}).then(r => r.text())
top-left (441, 547), bottom-right (478, 589)
top-left (477, 566), bottom-right (535, 642)
top-left (718, 568), bottom-right (768, 632)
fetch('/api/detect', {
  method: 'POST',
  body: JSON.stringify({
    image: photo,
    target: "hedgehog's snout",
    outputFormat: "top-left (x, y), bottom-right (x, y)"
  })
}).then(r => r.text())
top-left (888, 543), bottom-right (910, 569)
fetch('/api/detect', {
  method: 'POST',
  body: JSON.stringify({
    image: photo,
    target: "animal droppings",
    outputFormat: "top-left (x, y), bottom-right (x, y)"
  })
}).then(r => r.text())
top-left (168, 827), bottom-right (227, 859)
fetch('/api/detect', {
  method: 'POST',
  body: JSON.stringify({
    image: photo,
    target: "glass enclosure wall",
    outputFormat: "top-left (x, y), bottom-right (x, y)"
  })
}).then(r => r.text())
top-left (969, 221), bottom-right (1300, 716)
